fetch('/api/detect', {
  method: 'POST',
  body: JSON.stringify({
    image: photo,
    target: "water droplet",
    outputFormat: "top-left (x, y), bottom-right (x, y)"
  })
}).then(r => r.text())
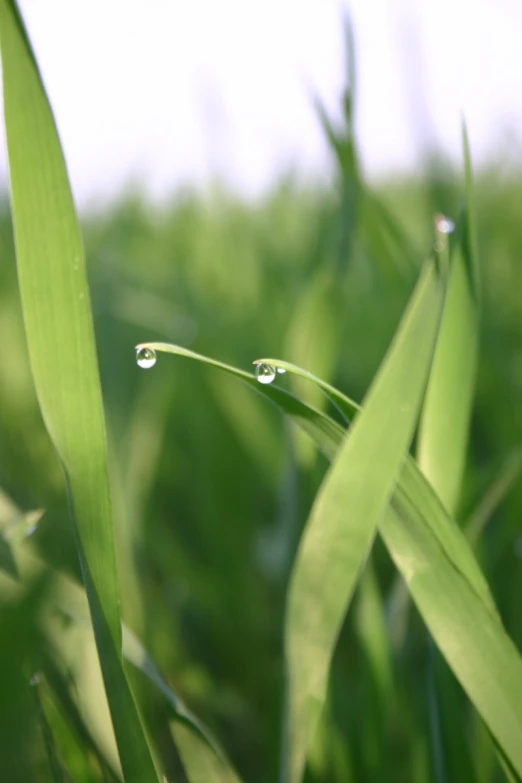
top-left (276, 367), bottom-right (286, 374)
top-left (435, 215), bottom-right (455, 234)
top-left (29, 672), bottom-right (41, 687)
top-left (25, 523), bottom-right (38, 537)
top-left (136, 347), bottom-right (156, 369)
top-left (254, 363), bottom-right (276, 385)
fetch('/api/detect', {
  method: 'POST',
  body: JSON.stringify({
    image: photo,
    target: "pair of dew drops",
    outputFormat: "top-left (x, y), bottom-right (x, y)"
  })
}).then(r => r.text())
top-left (135, 346), bottom-right (285, 386)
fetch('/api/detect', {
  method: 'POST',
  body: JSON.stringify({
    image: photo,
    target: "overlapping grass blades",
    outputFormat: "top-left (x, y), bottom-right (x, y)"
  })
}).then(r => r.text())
top-left (280, 253), bottom-right (447, 782)
top-left (0, 496), bottom-right (241, 781)
top-left (0, 1), bottom-right (157, 779)
top-left (141, 221), bottom-right (522, 780)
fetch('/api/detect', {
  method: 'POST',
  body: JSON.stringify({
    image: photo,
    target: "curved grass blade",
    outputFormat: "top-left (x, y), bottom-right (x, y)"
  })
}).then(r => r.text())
top-left (253, 357), bottom-right (496, 615)
top-left (0, 2), bottom-right (158, 779)
top-left (417, 134), bottom-right (480, 514)
top-left (138, 338), bottom-right (522, 775)
top-left (254, 361), bottom-right (522, 777)
top-left (281, 256), bottom-right (446, 782)
top-left (138, 344), bottom-right (495, 618)
top-left (135, 342), bottom-right (343, 461)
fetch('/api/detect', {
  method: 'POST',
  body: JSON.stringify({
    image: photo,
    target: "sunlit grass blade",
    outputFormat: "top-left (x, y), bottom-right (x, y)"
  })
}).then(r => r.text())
top-left (254, 356), bottom-right (496, 615)
top-left (135, 342), bottom-right (344, 461)
top-left (0, 2), bottom-right (158, 779)
top-left (137, 333), bottom-right (522, 775)
top-left (417, 130), bottom-right (480, 514)
top-left (137, 343), bottom-right (495, 618)
top-left (379, 495), bottom-right (522, 777)
top-left (281, 255), bottom-right (446, 782)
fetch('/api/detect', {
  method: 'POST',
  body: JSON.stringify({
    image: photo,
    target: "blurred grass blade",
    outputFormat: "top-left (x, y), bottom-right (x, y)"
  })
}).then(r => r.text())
top-left (465, 448), bottom-right (522, 545)
top-left (1, 520), bottom-right (241, 781)
top-left (0, 2), bottom-right (158, 780)
top-left (281, 256), bottom-right (446, 782)
top-left (355, 562), bottom-right (393, 707)
top-left (171, 722), bottom-right (242, 783)
top-left (417, 131), bottom-right (480, 514)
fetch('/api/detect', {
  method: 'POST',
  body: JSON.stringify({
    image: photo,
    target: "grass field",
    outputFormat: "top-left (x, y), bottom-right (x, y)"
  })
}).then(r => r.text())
top-left (1, 2), bottom-right (522, 781)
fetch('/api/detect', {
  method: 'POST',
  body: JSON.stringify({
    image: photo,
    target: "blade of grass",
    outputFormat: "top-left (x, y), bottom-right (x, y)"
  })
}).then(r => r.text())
top-left (135, 344), bottom-right (495, 618)
top-left (281, 254), bottom-right (446, 782)
top-left (134, 342), bottom-right (344, 461)
top-left (464, 448), bottom-right (522, 546)
top-left (379, 490), bottom-right (522, 777)
top-left (138, 324), bottom-right (522, 776)
top-left (0, 2), bottom-right (158, 779)
top-left (138, 344), bottom-right (522, 776)
top-left (0, 515), bottom-right (242, 782)
top-left (417, 127), bottom-right (480, 515)
top-left (252, 358), bottom-right (496, 615)
top-left (170, 722), bottom-right (242, 783)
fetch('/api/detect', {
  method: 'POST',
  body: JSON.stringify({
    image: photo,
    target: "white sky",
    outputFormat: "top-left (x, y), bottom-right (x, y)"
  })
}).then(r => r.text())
top-left (2, 0), bottom-right (522, 208)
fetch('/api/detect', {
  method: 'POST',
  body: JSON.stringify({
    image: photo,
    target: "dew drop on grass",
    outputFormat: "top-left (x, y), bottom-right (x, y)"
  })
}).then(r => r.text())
top-left (29, 672), bottom-right (41, 687)
top-left (276, 367), bottom-right (286, 374)
top-left (136, 347), bottom-right (156, 369)
top-left (435, 215), bottom-right (455, 234)
top-left (255, 363), bottom-right (276, 384)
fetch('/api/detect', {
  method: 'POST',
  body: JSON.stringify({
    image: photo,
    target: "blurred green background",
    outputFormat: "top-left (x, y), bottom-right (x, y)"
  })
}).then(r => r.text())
top-left (1, 118), bottom-right (522, 780)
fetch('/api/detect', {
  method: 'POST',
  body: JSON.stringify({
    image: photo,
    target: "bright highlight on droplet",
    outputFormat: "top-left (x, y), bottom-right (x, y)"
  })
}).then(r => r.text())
top-left (254, 363), bottom-right (276, 384)
top-left (136, 346), bottom-right (157, 369)
top-left (435, 215), bottom-right (455, 234)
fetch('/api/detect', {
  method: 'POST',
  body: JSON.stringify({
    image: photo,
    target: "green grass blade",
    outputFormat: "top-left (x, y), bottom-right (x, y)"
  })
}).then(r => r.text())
top-left (137, 345), bottom-right (494, 619)
top-left (252, 359), bottom-right (496, 616)
top-left (171, 722), bottom-right (242, 783)
top-left (0, 2), bottom-right (158, 779)
top-left (0, 510), bottom-right (241, 781)
top-left (417, 140), bottom-right (480, 514)
top-left (135, 342), bottom-right (344, 461)
top-left (138, 337), bottom-right (522, 776)
top-left (281, 256), bottom-right (446, 782)
top-left (379, 500), bottom-right (522, 777)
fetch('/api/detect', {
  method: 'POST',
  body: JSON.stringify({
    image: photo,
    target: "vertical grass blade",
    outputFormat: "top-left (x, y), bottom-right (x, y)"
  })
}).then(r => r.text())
top-left (0, 2), bottom-right (158, 779)
top-left (282, 255), bottom-right (446, 783)
top-left (417, 131), bottom-right (480, 514)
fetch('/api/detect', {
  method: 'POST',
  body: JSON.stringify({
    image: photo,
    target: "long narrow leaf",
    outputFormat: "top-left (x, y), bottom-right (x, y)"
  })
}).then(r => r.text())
top-left (0, 517), bottom-right (242, 782)
top-left (281, 256), bottom-right (446, 782)
top-left (0, 3), bottom-right (158, 779)
top-left (137, 336), bottom-right (522, 776)
top-left (417, 129), bottom-right (480, 514)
